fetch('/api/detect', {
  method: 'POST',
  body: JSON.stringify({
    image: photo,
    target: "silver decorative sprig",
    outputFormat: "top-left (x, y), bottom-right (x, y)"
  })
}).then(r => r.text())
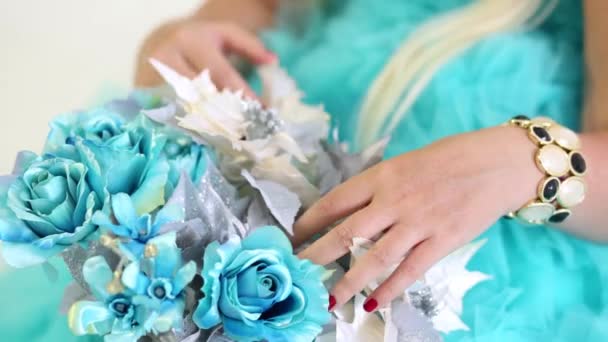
top-left (242, 100), bottom-right (284, 139)
top-left (408, 286), bottom-right (439, 318)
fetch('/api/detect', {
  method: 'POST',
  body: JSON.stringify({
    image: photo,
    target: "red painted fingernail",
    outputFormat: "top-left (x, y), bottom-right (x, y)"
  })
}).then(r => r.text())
top-left (363, 298), bottom-right (378, 312)
top-left (328, 295), bottom-right (336, 311)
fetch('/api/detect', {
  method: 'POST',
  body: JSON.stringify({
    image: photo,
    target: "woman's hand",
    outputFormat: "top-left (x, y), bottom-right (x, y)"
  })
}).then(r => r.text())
top-left (134, 19), bottom-right (276, 97)
top-left (294, 126), bottom-right (541, 312)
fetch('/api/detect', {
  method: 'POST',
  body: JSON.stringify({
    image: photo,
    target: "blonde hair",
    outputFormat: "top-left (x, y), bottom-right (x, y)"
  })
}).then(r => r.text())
top-left (355, 0), bottom-right (556, 149)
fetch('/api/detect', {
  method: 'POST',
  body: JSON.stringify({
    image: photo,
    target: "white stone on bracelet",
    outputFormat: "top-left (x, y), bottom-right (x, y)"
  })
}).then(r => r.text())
top-left (548, 124), bottom-right (581, 151)
top-left (536, 144), bottom-right (570, 177)
top-left (557, 176), bottom-right (586, 208)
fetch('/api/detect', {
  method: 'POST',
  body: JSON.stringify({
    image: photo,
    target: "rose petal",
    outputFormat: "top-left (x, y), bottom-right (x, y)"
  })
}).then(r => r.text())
top-left (240, 226), bottom-right (293, 254)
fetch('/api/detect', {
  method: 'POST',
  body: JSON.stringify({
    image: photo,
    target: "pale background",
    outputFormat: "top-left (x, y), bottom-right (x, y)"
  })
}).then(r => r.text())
top-left (0, 0), bottom-right (201, 271)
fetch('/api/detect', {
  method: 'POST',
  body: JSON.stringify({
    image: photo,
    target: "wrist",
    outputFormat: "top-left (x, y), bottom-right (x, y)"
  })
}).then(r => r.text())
top-left (474, 125), bottom-right (544, 214)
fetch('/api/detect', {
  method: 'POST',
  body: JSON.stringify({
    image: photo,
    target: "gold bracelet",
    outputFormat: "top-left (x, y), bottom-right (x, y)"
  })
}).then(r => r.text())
top-left (505, 115), bottom-right (587, 224)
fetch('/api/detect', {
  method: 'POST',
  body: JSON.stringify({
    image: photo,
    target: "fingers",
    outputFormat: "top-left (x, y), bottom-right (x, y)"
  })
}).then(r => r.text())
top-left (137, 49), bottom-right (197, 87)
top-left (364, 236), bottom-right (446, 312)
top-left (216, 23), bottom-right (276, 64)
top-left (298, 203), bottom-right (394, 265)
top-left (164, 54), bottom-right (197, 80)
top-left (329, 225), bottom-right (422, 309)
top-left (293, 172), bottom-right (376, 246)
top-left (184, 40), bottom-right (257, 98)
top-left (138, 20), bottom-right (275, 91)
top-left (206, 49), bottom-right (258, 97)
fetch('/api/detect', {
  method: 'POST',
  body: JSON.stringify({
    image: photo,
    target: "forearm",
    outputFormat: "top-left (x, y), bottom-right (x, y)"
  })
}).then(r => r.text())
top-left (583, 0), bottom-right (608, 131)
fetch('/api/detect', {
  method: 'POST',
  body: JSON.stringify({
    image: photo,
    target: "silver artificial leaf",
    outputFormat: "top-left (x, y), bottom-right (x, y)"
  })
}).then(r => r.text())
top-left (144, 103), bottom-right (178, 124)
top-left (176, 323), bottom-right (227, 342)
top-left (283, 120), bottom-right (328, 156)
top-left (158, 167), bottom-right (252, 268)
top-left (315, 147), bottom-right (343, 195)
top-left (206, 327), bottom-right (234, 342)
top-left (179, 331), bottom-right (203, 342)
top-left (11, 151), bottom-right (37, 175)
top-left (172, 220), bottom-right (213, 267)
top-left (141, 333), bottom-right (178, 342)
top-left (105, 95), bottom-right (148, 121)
top-left (59, 281), bottom-right (93, 314)
top-left (165, 172), bottom-right (245, 239)
top-left (175, 316), bottom-right (204, 342)
top-left (246, 194), bottom-right (280, 230)
top-left (390, 300), bottom-right (443, 342)
top-left (319, 135), bottom-right (389, 188)
top-left (198, 158), bottom-right (249, 220)
top-left (180, 316), bottom-right (200, 339)
top-left (241, 170), bottom-right (301, 235)
top-left (143, 102), bottom-right (206, 147)
top-left (172, 287), bottom-right (205, 341)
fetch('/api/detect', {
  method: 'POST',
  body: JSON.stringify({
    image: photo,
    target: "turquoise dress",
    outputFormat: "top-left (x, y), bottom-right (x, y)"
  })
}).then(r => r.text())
top-left (1, 0), bottom-right (607, 341)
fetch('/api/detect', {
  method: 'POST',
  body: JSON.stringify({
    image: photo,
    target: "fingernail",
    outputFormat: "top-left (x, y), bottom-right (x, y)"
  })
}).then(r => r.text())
top-left (328, 295), bottom-right (336, 311)
top-left (363, 298), bottom-right (378, 312)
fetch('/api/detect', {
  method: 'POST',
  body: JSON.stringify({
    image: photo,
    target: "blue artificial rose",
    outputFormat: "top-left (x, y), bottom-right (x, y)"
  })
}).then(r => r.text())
top-left (193, 226), bottom-right (330, 342)
top-left (44, 108), bottom-right (128, 161)
top-left (72, 115), bottom-right (171, 215)
top-left (160, 131), bottom-right (208, 189)
top-left (0, 156), bottom-right (101, 267)
top-left (44, 91), bottom-right (164, 157)
top-left (43, 102), bottom-right (172, 215)
top-left (47, 108), bottom-right (125, 147)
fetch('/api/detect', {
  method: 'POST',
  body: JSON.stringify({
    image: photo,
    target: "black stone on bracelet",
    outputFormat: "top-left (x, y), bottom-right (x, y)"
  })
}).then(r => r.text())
top-left (541, 177), bottom-right (560, 202)
top-left (548, 209), bottom-right (571, 223)
top-left (570, 152), bottom-right (587, 175)
top-left (513, 115), bottom-right (530, 121)
top-left (531, 126), bottom-right (552, 144)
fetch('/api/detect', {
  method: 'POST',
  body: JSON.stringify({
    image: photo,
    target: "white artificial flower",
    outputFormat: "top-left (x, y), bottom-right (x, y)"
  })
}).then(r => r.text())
top-left (423, 239), bottom-right (491, 333)
top-left (151, 59), bottom-right (310, 160)
top-left (331, 295), bottom-right (386, 342)
top-left (258, 64), bottom-right (330, 154)
top-left (150, 59), bottom-right (249, 151)
top-left (348, 237), bottom-right (489, 336)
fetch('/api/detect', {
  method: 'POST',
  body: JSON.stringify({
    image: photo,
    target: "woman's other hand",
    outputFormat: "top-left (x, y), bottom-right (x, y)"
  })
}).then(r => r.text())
top-left (134, 19), bottom-right (275, 97)
top-left (294, 126), bottom-right (541, 312)
top-left (135, 0), bottom-right (278, 96)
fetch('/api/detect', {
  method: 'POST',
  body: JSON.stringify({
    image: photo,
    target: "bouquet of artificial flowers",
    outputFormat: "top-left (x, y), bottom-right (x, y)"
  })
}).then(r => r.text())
top-left (0, 61), bottom-right (487, 342)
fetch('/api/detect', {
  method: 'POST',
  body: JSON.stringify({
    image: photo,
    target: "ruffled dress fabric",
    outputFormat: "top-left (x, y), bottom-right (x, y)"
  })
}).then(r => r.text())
top-left (262, 0), bottom-right (608, 340)
top-left (0, 1), bottom-right (606, 341)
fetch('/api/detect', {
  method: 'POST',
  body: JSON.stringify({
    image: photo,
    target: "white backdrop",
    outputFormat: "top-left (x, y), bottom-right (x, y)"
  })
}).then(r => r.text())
top-left (0, 0), bottom-right (200, 271)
